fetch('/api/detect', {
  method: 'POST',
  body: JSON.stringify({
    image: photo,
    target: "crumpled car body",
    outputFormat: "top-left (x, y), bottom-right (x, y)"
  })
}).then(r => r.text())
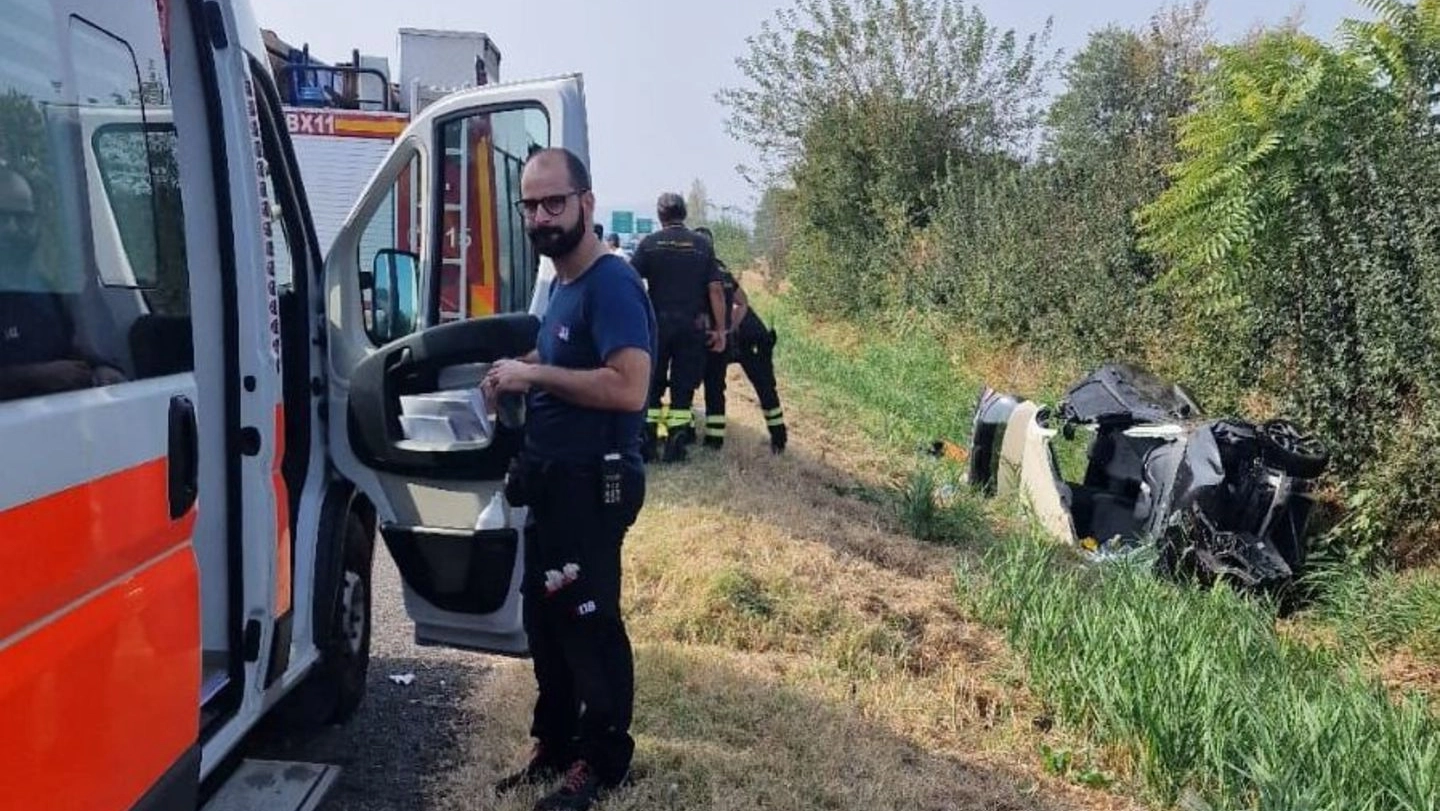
top-left (967, 363), bottom-right (1330, 589)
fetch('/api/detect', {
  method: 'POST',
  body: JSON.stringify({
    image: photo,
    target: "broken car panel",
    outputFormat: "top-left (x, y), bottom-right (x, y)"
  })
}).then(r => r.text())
top-left (968, 363), bottom-right (1330, 589)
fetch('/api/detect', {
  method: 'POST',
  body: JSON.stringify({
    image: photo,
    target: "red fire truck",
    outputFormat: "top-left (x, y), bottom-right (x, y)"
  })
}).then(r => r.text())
top-left (263, 27), bottom-right (534, 321)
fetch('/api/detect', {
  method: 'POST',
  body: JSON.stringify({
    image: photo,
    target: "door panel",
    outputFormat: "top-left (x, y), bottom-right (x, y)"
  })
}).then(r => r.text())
top-left (0, 2), bottom-right (203, 809)
top-left (326, 76), bottom-right (588, 654)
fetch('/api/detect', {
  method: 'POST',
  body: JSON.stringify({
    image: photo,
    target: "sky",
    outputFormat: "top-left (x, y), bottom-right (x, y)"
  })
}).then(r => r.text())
top-left (249, 0), bottom-right (1365, 226)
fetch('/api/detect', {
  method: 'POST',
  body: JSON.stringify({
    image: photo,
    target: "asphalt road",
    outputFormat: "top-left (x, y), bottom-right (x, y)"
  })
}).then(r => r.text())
top-left (249, 545), bottom-right (511, 811)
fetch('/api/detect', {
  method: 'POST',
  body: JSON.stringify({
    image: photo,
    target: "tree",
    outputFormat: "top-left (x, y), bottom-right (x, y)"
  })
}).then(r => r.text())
top-left (686, 178), bottom-right (710, 223)
top-left (752, 184), bottom-right (798, 272)
top-left (1045, 2), bottom-right (1212, 173)
top-left (717, 0), bottom-right (1059, 183)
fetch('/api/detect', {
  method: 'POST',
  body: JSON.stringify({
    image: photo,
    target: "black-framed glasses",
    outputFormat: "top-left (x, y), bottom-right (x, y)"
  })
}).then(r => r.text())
top-left (514, 189), bottom-right (588, 218)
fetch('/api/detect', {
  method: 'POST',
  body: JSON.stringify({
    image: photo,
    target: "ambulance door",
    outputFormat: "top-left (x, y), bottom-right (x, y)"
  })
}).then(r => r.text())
top-left (0, 2), bottom-right (208, 809)
top-left (324, 76), bottom-right (588, 654)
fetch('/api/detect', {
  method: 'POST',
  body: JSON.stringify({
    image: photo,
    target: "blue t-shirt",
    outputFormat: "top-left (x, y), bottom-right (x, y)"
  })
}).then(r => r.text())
top-left (525, 255), bottom-right (657, 463)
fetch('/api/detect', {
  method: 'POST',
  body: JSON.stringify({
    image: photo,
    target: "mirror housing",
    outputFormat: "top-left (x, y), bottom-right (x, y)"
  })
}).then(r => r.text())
top-left (365, 248), bottom-right (420, 345)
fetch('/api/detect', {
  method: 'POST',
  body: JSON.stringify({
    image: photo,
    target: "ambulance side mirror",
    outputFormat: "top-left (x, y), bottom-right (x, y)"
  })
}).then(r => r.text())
top-left (366, 248), bottom-right (421, 345)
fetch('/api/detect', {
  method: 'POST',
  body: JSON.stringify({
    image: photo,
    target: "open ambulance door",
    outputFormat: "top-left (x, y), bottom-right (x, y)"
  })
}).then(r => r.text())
top-left (323, 76), bottom-right (589, 656)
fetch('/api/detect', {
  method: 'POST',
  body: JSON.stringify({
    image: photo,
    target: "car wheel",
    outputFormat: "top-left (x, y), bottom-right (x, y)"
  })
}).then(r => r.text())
top-left (1258, 419), bottom-right (1330, 478)
top-left (277, 511), bottom-right (374, 733)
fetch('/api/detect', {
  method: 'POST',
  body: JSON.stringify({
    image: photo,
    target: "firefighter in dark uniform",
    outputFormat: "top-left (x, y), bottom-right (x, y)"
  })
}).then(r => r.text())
top-left (628, 193), bottom-right (727, 463)
top-left (694, 226), bottom-right (787, 454)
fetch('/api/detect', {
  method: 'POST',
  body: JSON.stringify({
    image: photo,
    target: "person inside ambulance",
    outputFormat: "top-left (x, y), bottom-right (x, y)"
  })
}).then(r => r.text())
top-left (0, 166), bottom-right (125, 401)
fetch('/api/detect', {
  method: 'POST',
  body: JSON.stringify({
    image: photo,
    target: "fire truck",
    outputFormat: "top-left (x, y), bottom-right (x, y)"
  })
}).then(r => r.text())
top-left (261, 27), bottom-right (534, 322)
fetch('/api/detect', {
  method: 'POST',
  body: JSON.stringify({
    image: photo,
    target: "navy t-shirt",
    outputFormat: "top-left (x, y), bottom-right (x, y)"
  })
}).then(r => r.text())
top-left (525, 255), bottom-right (657, 464)
top-left (0, 290), bottom-right (76, 367)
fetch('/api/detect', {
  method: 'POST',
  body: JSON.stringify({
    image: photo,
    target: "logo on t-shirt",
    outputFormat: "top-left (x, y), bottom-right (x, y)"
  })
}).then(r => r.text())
top-left (2, 325), bottom-right (18, 342)
top-left (556, 324), bottom-right (571, 342)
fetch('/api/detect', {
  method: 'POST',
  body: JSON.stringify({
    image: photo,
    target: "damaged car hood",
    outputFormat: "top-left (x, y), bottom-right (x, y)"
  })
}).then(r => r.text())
top-left (1060, 363), bottom-right (1203, 426)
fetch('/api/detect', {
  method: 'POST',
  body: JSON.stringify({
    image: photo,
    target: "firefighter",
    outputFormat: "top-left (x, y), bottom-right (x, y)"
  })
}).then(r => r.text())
top-left (694, 226), bottom-right (787, 454)
top-left (628, 193), bottom-right (727, 463)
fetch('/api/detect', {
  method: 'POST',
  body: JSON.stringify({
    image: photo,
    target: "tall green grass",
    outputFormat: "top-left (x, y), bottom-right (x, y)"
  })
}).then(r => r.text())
top-left (766, 298), bottom-right (979, 454)
top-left (965, 539), bottom-right (1440, 810)
top-left (1307, 559), bottom-right (1440, 660)
top-left (768, 291), bottom-right (1440, 809)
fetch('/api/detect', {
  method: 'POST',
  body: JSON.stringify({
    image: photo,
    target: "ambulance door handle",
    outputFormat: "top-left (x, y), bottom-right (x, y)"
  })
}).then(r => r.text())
top-left (168, 395), bottom-right (199, 519)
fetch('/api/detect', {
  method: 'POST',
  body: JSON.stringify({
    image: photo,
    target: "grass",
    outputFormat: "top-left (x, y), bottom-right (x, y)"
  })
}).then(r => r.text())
top-left (422, 283), bottom-right (1440, 811)
top-left (429, 329), bottom-right (1130, 811)
top-left (761, 289), bottom-right (1440, 810)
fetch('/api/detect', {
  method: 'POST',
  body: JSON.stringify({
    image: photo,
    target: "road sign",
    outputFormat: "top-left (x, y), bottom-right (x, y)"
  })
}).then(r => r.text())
top-left (611, 210), bottom-right (634, 234)
top-left (636, 218), bottom-right (654, 234)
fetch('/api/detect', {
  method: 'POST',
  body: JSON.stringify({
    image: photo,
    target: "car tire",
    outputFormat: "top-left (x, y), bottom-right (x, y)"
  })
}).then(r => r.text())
top-left (1257, 419), bottom-right (1330, 478)
top-left (277, 511), bottom-right (374, 733)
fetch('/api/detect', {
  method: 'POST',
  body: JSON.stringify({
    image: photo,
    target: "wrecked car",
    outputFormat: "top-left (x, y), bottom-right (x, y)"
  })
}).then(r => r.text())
top-left (966, 363), bottom-right (1330, 590)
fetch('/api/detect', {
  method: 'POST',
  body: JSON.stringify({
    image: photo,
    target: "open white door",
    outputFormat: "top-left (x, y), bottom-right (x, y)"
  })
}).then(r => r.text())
top-left (323, 75), bottom-right (589, 655)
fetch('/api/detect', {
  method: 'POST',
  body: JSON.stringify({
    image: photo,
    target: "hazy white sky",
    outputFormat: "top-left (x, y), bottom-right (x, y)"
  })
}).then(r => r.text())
top-left (249, 0), bottom-right (1362, 222)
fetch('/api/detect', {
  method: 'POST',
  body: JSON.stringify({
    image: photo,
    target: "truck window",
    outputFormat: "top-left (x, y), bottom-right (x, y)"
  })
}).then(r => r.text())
top-left (356, 152), bottom-right (421, 343)
top-left (0, 4), bottom-right (193, 403)
top-left (437, 106), bottom-right (548, 320)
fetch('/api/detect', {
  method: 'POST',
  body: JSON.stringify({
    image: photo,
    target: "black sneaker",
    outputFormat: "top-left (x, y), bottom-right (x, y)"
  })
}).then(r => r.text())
top-left (769, 424), bottom-right (788, 454)
top-left (495, 742), bottom-right (574, 794)
top-left (533, 760), bottom-right (605, 811)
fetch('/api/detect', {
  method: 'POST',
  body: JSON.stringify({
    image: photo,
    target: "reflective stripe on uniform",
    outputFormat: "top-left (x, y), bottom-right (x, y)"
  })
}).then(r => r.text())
top-left (764, 408), bottom-right (786, 427)
top-left (646, 408), bottom-right (663, 425)
top-left (665, 408), bottom-right (693, 428)
top-left (705, 414), bottom-right (726, 438)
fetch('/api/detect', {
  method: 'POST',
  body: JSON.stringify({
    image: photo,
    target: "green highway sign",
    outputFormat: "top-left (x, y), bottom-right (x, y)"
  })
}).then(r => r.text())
top-left (636, 218), bottom-right (654, 234)
top-left (611, 210), bottom-right (634, 234)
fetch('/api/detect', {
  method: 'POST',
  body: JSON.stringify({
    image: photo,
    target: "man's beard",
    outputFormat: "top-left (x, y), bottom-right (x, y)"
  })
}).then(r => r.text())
top-left (526, 217), bottom-right (586, 259)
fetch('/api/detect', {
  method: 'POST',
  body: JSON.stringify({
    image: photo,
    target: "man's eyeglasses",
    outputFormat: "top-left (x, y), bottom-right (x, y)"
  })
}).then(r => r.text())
top-left (514, 190), bottom-right (587, 218)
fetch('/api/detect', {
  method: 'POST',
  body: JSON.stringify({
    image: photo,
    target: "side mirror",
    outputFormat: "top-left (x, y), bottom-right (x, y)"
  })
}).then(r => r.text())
top-left (366, 248), bottom-right (420, 345)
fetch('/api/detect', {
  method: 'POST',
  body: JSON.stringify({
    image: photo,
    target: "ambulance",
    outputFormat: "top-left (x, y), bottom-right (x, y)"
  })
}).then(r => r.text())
top-left (0, 0), bottom-right (580, 809)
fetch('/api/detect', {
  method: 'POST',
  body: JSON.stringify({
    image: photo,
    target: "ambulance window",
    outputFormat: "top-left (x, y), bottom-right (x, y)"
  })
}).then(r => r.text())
top-left (70, 15), bottom-right (193, 377)
top-left (0, 3), bottom-right (192, 404)
top-left (92, 124), bottom-right (189, 312)
top-left (356, 152), bottom-right (421, 343)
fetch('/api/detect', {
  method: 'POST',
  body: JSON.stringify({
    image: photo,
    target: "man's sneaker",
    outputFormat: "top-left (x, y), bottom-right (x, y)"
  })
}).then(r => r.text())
top-left (769, 424), bottom-right (788, 454)
top-left (661, 434), bottom-right (690, 463)
top-left (534, 760), bottom-right (605, 811)
top-left (494, 743), bottom-right (573, 794)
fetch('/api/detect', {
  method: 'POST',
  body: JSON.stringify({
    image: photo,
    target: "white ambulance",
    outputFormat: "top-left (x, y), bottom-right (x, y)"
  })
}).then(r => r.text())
top-left (0, 0), bottom-right (579, 808)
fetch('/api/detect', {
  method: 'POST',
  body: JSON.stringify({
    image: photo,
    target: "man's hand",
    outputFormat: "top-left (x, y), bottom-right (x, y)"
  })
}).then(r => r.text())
top-left (91, 364), bottom-right (127, 387)
top-left (482, 358), bottom-right (535, 401)
top-left (35, 359), bottom-right (94, 391)
top-left (707, 331), bottom-right (728, 353)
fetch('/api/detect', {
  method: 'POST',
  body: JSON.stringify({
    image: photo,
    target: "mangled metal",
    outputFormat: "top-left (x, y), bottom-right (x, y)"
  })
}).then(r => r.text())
top-left (968, 363), bottom-right (1330, 590)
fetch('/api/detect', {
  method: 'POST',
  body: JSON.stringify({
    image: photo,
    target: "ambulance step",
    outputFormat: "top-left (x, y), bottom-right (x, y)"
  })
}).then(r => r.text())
top-left (202, 759), bottom-right (339, 811)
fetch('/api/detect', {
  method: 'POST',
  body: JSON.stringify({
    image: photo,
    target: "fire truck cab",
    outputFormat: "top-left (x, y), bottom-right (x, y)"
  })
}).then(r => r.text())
top-left (0, 1), bottom-right (583, 809)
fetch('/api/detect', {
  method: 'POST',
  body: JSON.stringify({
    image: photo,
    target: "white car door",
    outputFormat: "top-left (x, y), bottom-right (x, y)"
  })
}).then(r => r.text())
top-left (324, 76), bottom-right (588, 654)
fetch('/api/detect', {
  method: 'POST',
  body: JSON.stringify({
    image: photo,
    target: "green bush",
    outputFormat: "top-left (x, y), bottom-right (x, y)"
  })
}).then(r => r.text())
top-left (730, 0), bottom-right (1440, 563)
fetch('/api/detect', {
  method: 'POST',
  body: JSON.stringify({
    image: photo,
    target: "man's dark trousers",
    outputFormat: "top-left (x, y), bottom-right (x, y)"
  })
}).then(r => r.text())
top-left (645, 314), bottom-right (706, 453)
top-left (701, 322), bottom-right (784, 447)
top-left (519, 458), bottom-right (646, 786)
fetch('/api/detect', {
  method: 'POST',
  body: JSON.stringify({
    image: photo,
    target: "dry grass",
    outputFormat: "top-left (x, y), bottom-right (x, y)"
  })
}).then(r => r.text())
top-left (431, 368), bottom-right (1140, 811)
